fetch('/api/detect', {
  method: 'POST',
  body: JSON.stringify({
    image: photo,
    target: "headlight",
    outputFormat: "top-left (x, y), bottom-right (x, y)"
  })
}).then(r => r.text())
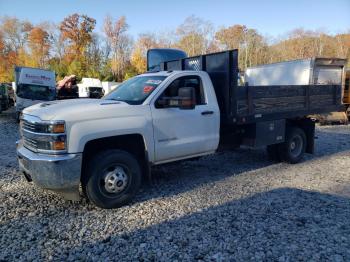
top-left (21, 119), bottom-right (67, 154)
top-left (25, 121), bottom-right (65, 134)
top-left (34, 135), bottom-right (67, 152)
top-left (47, 123), bottom-right (65, 133)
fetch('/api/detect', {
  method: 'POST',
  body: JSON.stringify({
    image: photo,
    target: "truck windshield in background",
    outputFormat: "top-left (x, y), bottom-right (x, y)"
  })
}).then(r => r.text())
top-left (104, 75), bottom-right (166, 105)
top-left (147, 48), bottom-right (187, 71)
top-left (16, 84), bottom-right (56, 101)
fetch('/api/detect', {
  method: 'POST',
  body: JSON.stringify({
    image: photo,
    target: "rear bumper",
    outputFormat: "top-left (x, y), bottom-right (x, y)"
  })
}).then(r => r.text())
top-left (17, 142), bottom-right (82, 200)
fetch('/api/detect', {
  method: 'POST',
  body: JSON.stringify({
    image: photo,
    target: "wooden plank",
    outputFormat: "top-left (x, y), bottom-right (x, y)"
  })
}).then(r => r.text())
top-left (309, 85), bottom-right (336, 95)
top-left (254, 96), bottom-right (306, 114)
top-left (237, 96), bottom-right (306, 115)
top-left (234, 84), bottom-right (342, 118)
top-left (309, 94), bottom-right (334, 108)
top-left (249, 85), bottom-right (306, 99)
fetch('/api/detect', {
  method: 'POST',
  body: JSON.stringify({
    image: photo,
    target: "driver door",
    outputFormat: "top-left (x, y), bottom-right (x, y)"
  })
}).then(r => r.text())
top-left (151, 74), bottom-right (219, 163)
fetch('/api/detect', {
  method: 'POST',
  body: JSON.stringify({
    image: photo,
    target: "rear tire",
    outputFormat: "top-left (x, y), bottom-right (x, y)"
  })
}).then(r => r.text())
top-left (279, 127), bottom-right (306, 164)
top-left (83, 149), bottom-right (142, 209)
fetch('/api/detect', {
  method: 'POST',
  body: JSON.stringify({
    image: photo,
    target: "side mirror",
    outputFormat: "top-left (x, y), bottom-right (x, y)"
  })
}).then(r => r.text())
top-left (178, 87), bottom-right (195, 110)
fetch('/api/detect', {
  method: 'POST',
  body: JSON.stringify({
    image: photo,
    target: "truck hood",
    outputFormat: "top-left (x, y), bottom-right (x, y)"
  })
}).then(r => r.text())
top-left (16, 97), bottom-right (50, 111)
top-left (23, 99), bottom-right (136, 121)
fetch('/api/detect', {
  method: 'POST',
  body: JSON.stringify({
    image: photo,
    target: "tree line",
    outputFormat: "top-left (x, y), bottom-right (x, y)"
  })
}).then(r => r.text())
top-left (0, 14), bottom-right (349, 83)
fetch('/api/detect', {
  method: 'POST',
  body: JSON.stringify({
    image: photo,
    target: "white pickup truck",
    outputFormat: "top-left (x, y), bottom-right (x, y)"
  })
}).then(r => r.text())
top-left (17, 49), bottom-right (346, 208)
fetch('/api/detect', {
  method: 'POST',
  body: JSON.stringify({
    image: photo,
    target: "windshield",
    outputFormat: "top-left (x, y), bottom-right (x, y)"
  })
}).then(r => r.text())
top-left (16, 84), bottom-right (56, 101)
top-left (103, 75), bottom-right (166, 105)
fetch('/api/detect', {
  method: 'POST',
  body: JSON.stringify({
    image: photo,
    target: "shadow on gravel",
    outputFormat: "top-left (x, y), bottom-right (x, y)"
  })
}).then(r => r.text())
top-left (51, 188), bottom-right (350, 261)
top-left (1, 188), bottom-right (349, 260)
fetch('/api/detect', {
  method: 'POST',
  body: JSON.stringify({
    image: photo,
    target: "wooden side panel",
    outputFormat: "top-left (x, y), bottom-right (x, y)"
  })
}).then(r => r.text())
top-left (236, 84), bottom-right (341, 117)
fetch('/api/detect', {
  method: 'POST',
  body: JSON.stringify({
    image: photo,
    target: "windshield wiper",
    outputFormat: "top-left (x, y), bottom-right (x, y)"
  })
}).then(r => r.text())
top-left (106, 98), bottom-right (121, 101)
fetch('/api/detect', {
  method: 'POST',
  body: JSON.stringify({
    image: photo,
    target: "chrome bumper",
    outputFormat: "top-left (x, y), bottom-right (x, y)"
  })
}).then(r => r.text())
top-left (17, 142), bottom-right (82, 200)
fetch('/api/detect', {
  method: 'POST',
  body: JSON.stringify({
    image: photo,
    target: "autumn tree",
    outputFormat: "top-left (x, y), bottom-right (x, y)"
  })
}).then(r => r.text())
top-left (0, 17), bottom-right (32, 80)
top-left (59, 13), bottom-right (96, 61)
top-left (27, 27), bottom-right (50, 67)
top-left (85, 33), bottom-right (103, 78)
top-left (216, 25), bottom-right (268, 69)
top-left (216, 25), bottom-right (246, 50)
top-left (103, 15), bottom-right (131, 81)
top-left (334, 33), bottom-right (350, 60)
top-left (130, 33), bottom-right (159, 74)
top-left (0, 31), bottom-right (9, 81)
top-left (269, 29), bottom-right (350, 66)
top-left (0, 15), bottom-right (349, 82)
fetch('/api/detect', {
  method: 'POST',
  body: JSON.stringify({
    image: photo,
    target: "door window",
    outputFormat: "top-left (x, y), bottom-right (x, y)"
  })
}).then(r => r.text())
top-left (156, 75), bottom-right (205, 108)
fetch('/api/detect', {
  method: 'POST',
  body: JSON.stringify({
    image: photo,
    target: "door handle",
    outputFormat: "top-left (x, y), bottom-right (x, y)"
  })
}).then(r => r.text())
top-left (201, 110), bottom-right (214, 115)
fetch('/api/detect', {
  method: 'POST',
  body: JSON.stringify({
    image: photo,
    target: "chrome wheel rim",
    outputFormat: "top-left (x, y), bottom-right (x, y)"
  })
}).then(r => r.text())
top-left (103, 165), bottom-right (129, 194)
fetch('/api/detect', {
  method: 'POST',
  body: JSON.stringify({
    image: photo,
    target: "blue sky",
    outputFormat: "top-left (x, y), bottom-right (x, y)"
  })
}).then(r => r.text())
top-left (0, 0), bottom-right (349, 39)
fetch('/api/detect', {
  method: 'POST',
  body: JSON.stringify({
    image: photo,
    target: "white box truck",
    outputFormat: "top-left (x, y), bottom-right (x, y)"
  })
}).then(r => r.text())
top-left (244, 58), bottom-right (345, 86)
top-left (14, 67), bottom-right (56, 121)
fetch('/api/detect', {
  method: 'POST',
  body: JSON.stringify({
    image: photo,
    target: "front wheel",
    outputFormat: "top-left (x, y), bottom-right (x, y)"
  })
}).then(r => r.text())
top-left (83, 149), bottom-right (142, 209)
top-left (279, 127), bottom-right (306, 164)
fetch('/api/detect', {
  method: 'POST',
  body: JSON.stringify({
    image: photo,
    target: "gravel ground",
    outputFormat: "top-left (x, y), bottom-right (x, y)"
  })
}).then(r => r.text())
top-left (1, 108), bottom-right (350, 261)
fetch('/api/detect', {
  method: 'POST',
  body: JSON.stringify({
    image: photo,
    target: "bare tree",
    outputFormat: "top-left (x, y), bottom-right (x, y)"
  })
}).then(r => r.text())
top-left (0, 16), bottom-right (32, 53)
top-left (103, 15), bottom-right (131, 81)
top-left (176, 15), bottom-right (214, 56)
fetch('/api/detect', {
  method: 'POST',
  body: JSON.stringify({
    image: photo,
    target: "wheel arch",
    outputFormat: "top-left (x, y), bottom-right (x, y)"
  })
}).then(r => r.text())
top-left (286, 118), bottom-right (315, 154)
top-left (81, 134), bottom-right (151, 184)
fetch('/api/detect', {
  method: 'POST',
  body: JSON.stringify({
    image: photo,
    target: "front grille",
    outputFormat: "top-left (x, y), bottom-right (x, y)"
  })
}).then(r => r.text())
top-left (89, 87), bottom-right (103, 93)
top-left (20, 116), bottom-right (67, 154)
top-left (23, 136), bottom-right (38, 151)
top-left (21, 119), bottom-right (42, 152)
top-left (89, 87), bottom-right (103, 98)
top-left (22, 120), bottom-right (37, 132)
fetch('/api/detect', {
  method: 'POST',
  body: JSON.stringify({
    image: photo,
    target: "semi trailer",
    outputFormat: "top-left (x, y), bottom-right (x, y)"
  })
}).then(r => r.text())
top-left (17, 49), bottom-right (346, 208)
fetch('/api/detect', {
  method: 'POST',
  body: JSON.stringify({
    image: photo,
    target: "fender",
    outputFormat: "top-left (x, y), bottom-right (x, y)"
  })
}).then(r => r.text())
top-left (68, 113), bottom-right (155, 162)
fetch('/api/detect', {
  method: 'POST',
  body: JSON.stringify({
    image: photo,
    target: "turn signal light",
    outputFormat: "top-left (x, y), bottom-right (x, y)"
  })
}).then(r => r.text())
top-left (52, 141), bottom-right (66, 151)
top-left (52, 123), bottom-right (65, 133)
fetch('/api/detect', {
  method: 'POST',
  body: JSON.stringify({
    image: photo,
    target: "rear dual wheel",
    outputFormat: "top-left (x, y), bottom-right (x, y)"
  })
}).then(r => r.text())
top-left (267, 127), bottom-right (306, 164)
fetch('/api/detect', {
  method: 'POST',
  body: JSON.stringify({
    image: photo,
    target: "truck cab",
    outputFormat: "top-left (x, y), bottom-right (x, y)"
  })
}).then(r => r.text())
top-left (17, 70), bottom-right (220, 207)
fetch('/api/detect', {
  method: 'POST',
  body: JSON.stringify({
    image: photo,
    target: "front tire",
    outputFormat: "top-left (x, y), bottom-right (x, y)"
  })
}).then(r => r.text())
top-left (279, 127), bottom-right (306, 164)
top-left (83, 149), bottom-right (142, 209)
